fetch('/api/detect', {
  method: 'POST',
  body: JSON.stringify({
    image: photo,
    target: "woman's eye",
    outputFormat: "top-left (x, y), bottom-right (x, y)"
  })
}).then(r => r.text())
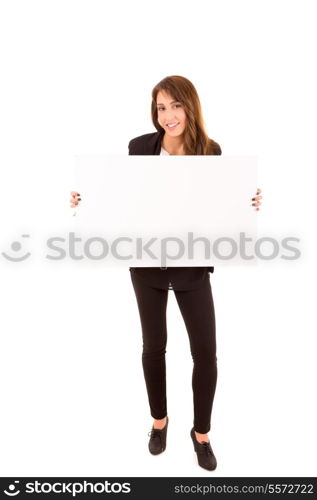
top-left (158, 104), bottom-right (181, 111)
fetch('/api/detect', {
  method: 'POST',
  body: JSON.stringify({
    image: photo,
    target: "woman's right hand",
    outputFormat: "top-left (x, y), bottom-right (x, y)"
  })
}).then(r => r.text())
top-left (70, 191), bottom-right (81, 208)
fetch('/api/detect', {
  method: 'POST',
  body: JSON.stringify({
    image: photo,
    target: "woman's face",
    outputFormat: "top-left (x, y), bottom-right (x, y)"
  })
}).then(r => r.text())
top-left (156, 90), bottom-right (187, 137)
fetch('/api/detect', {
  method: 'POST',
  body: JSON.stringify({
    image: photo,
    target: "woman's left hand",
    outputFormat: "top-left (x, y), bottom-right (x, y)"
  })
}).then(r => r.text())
top-left (251, 188), bottom-right (262, 211)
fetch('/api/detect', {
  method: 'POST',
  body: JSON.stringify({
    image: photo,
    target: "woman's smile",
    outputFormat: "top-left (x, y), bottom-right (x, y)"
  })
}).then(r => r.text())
top-left (166, 122), bottom-right (179, 129)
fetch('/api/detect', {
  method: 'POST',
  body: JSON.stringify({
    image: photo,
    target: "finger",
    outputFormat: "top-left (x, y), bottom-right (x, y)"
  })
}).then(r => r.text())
top-left (256, 188), bottom-right (262, 194)
top-left (71, 191), bottom-right (80, 196)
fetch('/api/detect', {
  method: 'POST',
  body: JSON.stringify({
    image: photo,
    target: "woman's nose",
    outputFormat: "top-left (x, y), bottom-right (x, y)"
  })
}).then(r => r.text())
top-left (165, 114), bottom-right (177, 123)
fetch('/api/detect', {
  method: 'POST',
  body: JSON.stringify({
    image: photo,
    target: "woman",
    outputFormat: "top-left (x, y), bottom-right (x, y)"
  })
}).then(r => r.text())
top-left (70, 75), bottom-right (262, 471)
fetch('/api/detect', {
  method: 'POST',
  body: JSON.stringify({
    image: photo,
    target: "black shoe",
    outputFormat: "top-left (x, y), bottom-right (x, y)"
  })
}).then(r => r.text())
top-left (148, 416), bottom-right (169, 455)
top-left (190, 427), bottom-right (217, 471)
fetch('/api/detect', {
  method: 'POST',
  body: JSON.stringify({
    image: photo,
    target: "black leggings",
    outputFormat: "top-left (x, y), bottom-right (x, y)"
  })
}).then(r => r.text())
top-left (130, 271), bottom-right (217, 434)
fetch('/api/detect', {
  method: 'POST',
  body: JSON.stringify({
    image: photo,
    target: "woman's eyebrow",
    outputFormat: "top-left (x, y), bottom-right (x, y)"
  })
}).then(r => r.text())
top-left (157, 100), bottom-right (179, 106)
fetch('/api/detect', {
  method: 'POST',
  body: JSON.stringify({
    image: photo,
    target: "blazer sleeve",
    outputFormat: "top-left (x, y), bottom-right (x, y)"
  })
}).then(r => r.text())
top-left (128, 135), bottom-right (150, 155)
top-left (128, 138), bottom-right (134, 155)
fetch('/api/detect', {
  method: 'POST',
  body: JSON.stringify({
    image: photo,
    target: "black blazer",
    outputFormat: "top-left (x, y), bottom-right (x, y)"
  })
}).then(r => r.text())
top-left (128, 129), bottom-right (222, 156)
top-left (128, 130), bottom-right (221, 290)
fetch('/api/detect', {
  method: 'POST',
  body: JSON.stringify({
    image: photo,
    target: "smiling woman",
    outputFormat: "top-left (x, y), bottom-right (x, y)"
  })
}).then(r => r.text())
top-left (69, 74), bottom-right (262, 473)
top-left (127, 75), bottom-right (223, 472)
top-left (151, 75), bottom-right (222, 156)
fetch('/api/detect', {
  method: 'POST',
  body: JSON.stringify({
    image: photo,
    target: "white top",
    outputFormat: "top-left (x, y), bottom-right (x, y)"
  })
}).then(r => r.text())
top-left (160, 146), bottom-right (170, 155)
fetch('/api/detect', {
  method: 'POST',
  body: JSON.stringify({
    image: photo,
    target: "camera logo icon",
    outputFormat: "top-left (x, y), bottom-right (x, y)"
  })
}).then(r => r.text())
top-left (1, 235), bottom-right (31, 262)
top-left (3, 480), bottom-right (20, 496)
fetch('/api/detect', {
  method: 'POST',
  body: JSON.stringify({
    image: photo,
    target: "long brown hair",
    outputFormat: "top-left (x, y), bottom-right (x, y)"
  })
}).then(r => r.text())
top-left (151, 75), bottom-right (221, 155)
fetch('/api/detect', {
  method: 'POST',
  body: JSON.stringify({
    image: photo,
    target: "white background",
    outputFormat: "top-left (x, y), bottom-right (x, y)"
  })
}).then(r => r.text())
top-left (0, 0), bottom-right (316, 477)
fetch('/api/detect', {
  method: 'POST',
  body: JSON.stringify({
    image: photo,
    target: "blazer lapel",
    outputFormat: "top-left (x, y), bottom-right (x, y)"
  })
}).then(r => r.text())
top-left (152, 129), bottom-right (165, 155)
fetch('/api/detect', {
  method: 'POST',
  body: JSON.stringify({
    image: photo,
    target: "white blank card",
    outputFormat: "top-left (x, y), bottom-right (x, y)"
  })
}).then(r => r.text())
top-left (72, 155), bottom-right (258, 267)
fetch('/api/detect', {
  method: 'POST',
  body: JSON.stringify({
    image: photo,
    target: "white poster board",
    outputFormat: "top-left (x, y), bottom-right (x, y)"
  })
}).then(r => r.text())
top-left (72, 155), bottom-right (258, 267)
